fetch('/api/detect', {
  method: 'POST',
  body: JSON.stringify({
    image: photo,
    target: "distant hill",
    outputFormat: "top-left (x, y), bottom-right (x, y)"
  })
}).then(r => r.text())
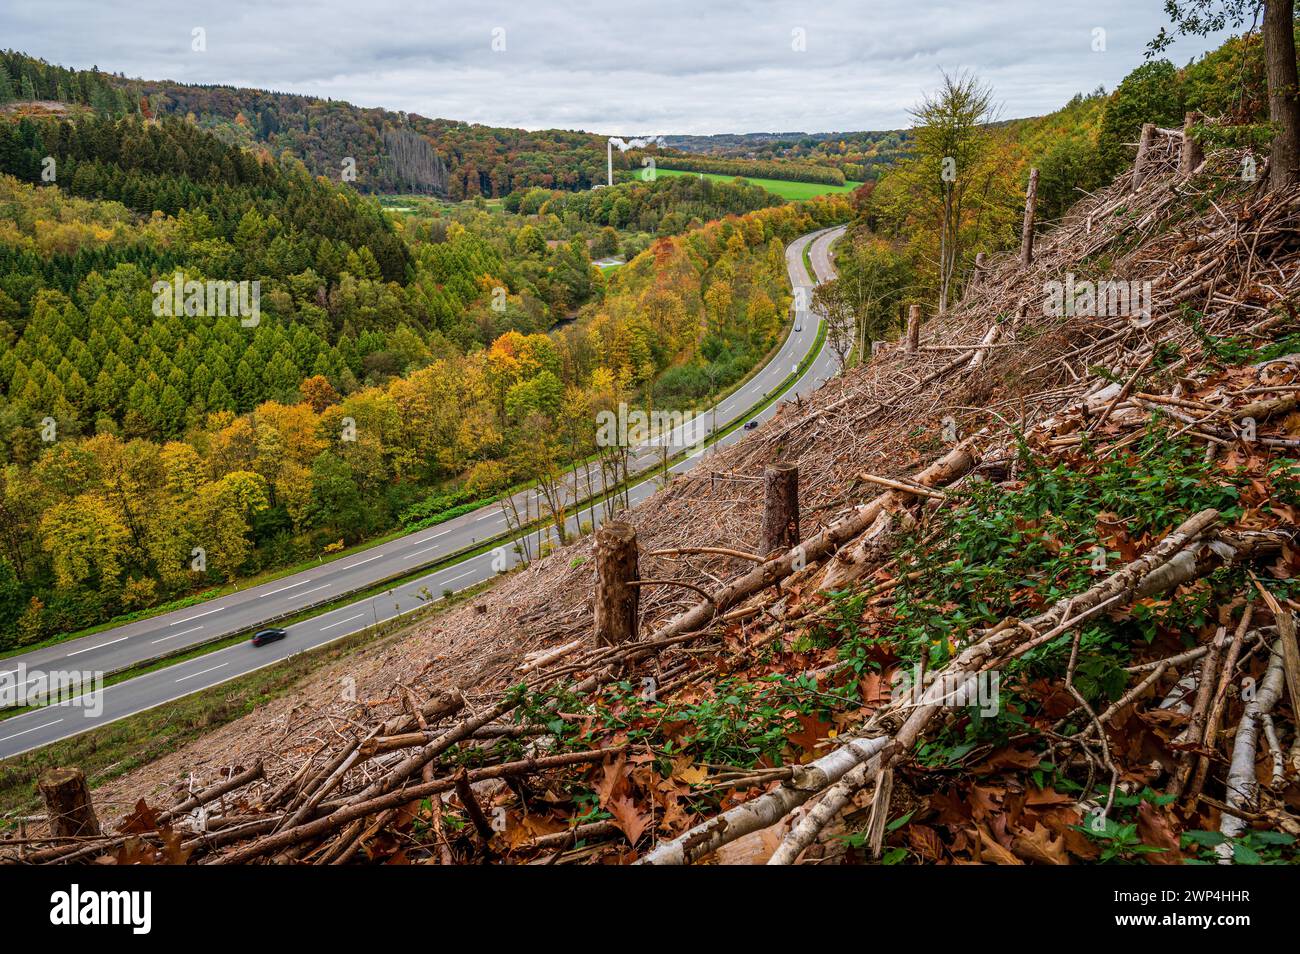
top-left (1, 52), bottom-right (918, 199)
top-left (0, 51), bottom-right (614, 200)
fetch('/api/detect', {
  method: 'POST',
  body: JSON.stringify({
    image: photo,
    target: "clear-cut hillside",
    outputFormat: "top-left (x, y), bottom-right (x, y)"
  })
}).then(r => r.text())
top-left (12, 130), bottom-right (1300, 866)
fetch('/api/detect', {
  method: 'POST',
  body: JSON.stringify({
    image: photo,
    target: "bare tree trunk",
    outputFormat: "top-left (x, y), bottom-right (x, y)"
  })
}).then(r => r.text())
top-left (1180, 111), bottom-right (1204, 175)
top-left (1264, 0), bottom-right (1300, 190)
top-left (1020, 167), bottom-right (1039, 268)
top-left (905, 304), bottom-right (921, 354)
top-left (593, 521), bottom-right (639, 645)
top-left (968, 251), bottom-right (986, 296)
top-left (938, 193), bottom-right (952, 314)
top-left (39, 767), bottom-right (100, 839)
top-left (1132, 123), bottom-right (1156, 191)
top-left (760, 463), bottom-right (800, 556)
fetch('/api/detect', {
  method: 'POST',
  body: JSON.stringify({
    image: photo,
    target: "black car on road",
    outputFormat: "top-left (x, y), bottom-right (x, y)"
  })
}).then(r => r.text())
top-left (251, 627), bottom-right (289, 647)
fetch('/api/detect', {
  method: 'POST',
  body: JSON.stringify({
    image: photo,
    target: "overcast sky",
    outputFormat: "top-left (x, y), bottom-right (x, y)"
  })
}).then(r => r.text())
top-left (3, 1), bottom-right (1238, 135)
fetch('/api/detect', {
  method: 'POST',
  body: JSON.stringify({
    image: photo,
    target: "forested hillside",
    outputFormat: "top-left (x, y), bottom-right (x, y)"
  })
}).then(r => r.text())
top-left (0, 50), bottom-right (610, 199)
top-left (504, 172), bottom-right (783, 239)
top-left (0, 92), bottom-right (849, 643)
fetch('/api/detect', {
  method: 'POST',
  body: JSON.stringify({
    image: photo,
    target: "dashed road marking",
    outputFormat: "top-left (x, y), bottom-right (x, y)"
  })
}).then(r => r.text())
top-left (175, 663), bottom-right (228, 683)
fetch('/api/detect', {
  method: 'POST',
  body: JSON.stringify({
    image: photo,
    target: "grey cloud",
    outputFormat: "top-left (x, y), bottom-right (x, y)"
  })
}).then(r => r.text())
top-left (2, 0), bottom-right (1234, 134)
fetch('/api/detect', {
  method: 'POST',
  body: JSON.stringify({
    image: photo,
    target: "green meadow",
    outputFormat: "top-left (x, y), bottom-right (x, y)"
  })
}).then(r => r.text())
top-left (645, 167), bottom-right (864, 200)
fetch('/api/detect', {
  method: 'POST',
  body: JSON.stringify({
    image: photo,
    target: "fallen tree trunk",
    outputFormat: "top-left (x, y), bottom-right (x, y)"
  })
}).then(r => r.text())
top-left (637, 737), bottom-right (889, 865)
top-left (767, 758), bottom-right (876, 865)
top-left (642, 509), bottom-right (1226, 864)
top-left (1217, 639), bottom-right (1285, 863)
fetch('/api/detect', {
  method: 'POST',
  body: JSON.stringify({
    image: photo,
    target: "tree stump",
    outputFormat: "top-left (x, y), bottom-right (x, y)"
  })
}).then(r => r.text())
top-left (593, 521), bottom-right (639, 646)
top-left (905, 304), bottom-right (921, 354)
top-left (1019, 167), bottom-right (1039, 268)
top-left (38, 767), bottom-right (100, 839)
top-left (761, 463), bottom-right (800, 555)
top-left (1132, 123), bottom-right (1156, 191)
top-left (1180, 111), bottom-right (1204, 175)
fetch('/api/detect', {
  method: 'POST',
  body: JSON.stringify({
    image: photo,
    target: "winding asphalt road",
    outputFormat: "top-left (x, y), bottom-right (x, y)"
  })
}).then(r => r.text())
top-left (0, 225), bottom-right (845, 759)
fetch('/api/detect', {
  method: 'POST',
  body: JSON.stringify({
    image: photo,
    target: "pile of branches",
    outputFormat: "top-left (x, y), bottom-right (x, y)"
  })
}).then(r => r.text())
top-left (6, 132), bottom-right (1299, 865)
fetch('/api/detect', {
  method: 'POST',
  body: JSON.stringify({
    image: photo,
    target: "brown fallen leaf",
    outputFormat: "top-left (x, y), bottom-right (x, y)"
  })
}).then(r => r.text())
top-left (1137, 800), bottom-right (1184, 864)
top-left (1025, 786), bottom-right (1074, 807)
top-left (976, 826), bottom-right (1023, 865)
top-left (1011, 823), bottom-right (1069, 865)
top-left (607, 794), bottom-right (651, 846)
top-left (908, 823), bottom-right (945, 861)
top-left (595, 753), bottom-right (627, 807)
top-left (119, 799), bottom-right (159, 834)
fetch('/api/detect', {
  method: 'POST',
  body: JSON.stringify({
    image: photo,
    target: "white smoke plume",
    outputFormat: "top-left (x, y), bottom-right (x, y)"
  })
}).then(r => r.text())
top-left (608, 135), bottom-right (665, 151)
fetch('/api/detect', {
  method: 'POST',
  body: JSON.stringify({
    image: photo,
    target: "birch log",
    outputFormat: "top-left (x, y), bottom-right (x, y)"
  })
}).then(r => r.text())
top-left (645, 510), bottom-right (1224, 864)
top-left (1217, 641), bottom-right (1285, 863)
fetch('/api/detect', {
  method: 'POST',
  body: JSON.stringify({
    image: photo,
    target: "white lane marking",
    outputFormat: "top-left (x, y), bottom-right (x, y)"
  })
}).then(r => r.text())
top-left (474, 512), bottom-right (500, 522)
top-left (65, 636), bottom-right (129, 657)
top-left (174, 606), bottom-right (225, 624)
top-left (439, 569), bottom-right (476, 587)
top-left (175, 663), bottom-right (228, 683)
top-left (342, 552), bottom-right (387, 570)
top-left (319, 613), bottom-right (366, 632)
top-left (405, 544), bottom-right (442, 560)
top-left (152, 625), bottom-right (203, 644)
top-left (430, 527), bottom-right (457, 538)
top-left (296, 584), bottom-right (330, 598)
top-left (261, 578), bottom-right (315, 597)
top-left (0, 719), bottom-right (63, 742)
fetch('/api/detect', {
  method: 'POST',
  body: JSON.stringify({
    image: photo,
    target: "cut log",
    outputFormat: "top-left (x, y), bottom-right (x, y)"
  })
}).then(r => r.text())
top-left (816, 445), bottom-right (976, 591)
top-left (380, 688), bottom-right (464, 737)
top-left (38, 767), bottom-right (100, 839)
top-left (818, 505), bottom-right (914, 592)
top-left (905, 304), bottom-right (921, 354)
top-left (760, 463), bottom-right (800, 555)
top-left (593, 521), bottom-right (640, 646)
top-left (967, 321), bottom-right (1002, 371)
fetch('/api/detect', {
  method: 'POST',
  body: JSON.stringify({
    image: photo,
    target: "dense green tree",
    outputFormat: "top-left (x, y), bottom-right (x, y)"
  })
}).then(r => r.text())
top-left (1096, 60), bottom-right (1185, 179)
